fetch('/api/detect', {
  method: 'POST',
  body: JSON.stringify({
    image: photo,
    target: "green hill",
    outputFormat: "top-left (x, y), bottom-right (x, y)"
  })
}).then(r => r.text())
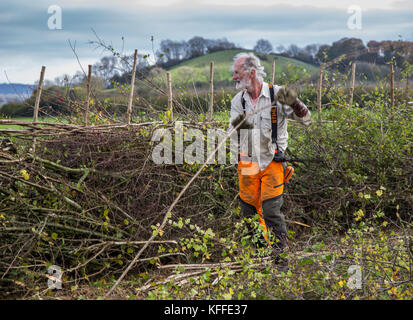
top-left (166, 49), bottom-right (319, 87)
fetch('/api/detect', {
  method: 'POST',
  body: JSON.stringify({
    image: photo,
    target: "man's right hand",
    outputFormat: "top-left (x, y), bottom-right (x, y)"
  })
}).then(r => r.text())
top-left (231, 114), bottom-right (254, 132)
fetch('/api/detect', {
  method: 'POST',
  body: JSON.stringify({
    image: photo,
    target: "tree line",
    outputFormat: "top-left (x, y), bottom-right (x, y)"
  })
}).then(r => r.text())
top-left (256, 37), bottom-right (413, 69)
top-left (46, 36), bottom-right (413, 90)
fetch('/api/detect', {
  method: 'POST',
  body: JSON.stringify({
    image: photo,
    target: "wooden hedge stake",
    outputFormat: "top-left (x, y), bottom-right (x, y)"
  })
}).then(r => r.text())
top-left (85, 65), bottom-right (92, 125)
top-left (127, 49), bottom-right (138, 125)
top-left (349, 62), bottom-right (356, 107)
top-left (317, 67), bottom-right (323, 123)
top-left (208, 61), bottom-right (214, 122)
top-left (166, 72), bottom-right (173, 121)
top-left (271, 60), bottom-right (276, 84)
top-left (31, 66), bottom-right (45, 153)
top-left (33, 66), bottom-right (46, 123)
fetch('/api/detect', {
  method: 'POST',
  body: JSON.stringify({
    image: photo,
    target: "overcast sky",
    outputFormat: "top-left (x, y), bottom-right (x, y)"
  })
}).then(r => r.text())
top-left (1, 0), bottom-right (412, 84)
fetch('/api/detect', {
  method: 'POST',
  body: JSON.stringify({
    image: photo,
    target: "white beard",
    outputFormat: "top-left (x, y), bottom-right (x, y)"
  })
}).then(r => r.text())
top-left (235, 77), bottom-right (251, 90)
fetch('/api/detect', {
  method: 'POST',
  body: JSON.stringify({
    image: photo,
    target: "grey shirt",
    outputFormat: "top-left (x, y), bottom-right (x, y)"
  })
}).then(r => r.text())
top-left (228, 82), bottom-right (311, 171)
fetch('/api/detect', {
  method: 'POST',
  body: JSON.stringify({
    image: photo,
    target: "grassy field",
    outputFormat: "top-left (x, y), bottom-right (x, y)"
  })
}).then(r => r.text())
top-left (167, 49), bottom-right (319, 86)
top-left (0, 116), bottom-right (65, 129)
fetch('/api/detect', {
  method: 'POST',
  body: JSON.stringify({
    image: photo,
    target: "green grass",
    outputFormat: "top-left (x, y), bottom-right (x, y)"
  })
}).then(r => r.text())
top-left (167, 49), bottom-right (319, 86)
top-left (0, 116), bottom-right (66, 129)
top-left (6, 116), bottom-right (56, 121)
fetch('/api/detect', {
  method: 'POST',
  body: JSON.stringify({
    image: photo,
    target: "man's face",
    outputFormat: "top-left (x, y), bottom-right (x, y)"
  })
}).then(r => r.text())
top-left (232, 58), bottom-right (251, 90)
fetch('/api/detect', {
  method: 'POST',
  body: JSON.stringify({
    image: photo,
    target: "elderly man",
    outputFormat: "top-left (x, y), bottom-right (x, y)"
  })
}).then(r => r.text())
top-left (228, 52), bottom-right (311, 265)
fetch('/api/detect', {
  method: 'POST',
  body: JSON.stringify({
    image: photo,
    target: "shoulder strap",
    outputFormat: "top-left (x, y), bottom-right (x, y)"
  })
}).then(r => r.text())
top-left (268, 84), bottom-right (278, 149)
top-left (241, 90), bottom-right (246, 115)
top-left (238, 90), bottom-right (248, 162)
top-left (269, 84), bottom-right (275, 105)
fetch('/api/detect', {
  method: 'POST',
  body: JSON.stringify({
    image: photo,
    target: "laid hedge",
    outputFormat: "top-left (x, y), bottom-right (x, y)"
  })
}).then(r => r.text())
top-left (0, 99), bottom-right (411, 297)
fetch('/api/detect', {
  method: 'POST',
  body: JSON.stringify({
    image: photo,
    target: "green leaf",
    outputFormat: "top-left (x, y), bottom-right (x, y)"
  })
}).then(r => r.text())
top-left (298, 258), bottom-right (314, 266)
top-left (324, 254), bottom-right (333, 262)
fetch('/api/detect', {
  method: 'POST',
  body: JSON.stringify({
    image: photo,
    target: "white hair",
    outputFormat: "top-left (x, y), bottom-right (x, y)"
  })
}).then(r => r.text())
top-left (231, 52), bottom-right (267, 82)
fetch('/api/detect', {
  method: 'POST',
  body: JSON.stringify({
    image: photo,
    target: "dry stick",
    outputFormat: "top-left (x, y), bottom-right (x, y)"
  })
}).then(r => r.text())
top-left (66, 243), bottom-right (110, 272)
top-left (271, 60), bottom-right (276, 84)
top-left (158, 257), bottom-right (272, 270)
top-left (84, 65), bottom-right (92, 126)
top-left (349, 62), bottom-right (356, 107)
top-left (317, 67), bottom-right (323, 123)
top-left (158, 250), bottom-right (329, 271)
top-left (127, 49), bottom-right (138, 125)
top-left (166, 72), bottom-right (173, 121)
top-left (390, 63), bottom-right (395, 112)
top-left (143, 250), bottom-right (333, 292)
top-left (287, 219), bottom-right (310, 228)
top-left (0, 120), bottom-right (162, 136)
top-left (208, 61), bottom-right (214, 122)
top-left (104, 103), bottom-right (270, 298)
top-left (82, 240), bottom-right (178, 251)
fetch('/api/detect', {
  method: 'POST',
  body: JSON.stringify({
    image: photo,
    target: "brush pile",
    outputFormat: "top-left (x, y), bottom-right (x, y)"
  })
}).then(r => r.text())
top-left (0, 120), bottom-right (240, 293)
top-left (0, 100), bottom-right (411, 296)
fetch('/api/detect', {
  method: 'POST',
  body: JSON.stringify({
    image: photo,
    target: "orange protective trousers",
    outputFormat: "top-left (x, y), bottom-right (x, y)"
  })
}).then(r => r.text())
top-left (237, 157), bottom-right (285, 242)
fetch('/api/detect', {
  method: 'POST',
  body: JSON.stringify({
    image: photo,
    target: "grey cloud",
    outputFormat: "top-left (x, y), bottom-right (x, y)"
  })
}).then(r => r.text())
top-left (2, 2), bottom-right (412, 54)
top-left (1, 0), bottom-right (412, 83)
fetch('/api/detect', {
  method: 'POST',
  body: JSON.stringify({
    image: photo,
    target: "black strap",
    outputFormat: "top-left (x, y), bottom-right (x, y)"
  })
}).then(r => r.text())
top-left (238, 90), bottom-right (247, 161)
top-left (269, 84), bottom-right (279, 151)
top-left (241, 90), bottom-right (246, 115)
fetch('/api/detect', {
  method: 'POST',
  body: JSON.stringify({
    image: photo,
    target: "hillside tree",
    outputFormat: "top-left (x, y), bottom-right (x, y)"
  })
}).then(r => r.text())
top-left (254, 39), bottom-right (273, 54)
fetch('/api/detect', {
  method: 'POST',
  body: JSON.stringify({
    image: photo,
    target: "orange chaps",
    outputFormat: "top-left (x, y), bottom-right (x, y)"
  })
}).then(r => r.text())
top-left (238, 157), bottom-right (291, 243)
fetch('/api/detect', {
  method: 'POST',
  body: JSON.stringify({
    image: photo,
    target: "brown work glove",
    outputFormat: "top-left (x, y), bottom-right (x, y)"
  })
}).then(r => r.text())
top-left (274, 86), bottom-right (297, 106)
top-left (231, 114), bottom-right (254, 132)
